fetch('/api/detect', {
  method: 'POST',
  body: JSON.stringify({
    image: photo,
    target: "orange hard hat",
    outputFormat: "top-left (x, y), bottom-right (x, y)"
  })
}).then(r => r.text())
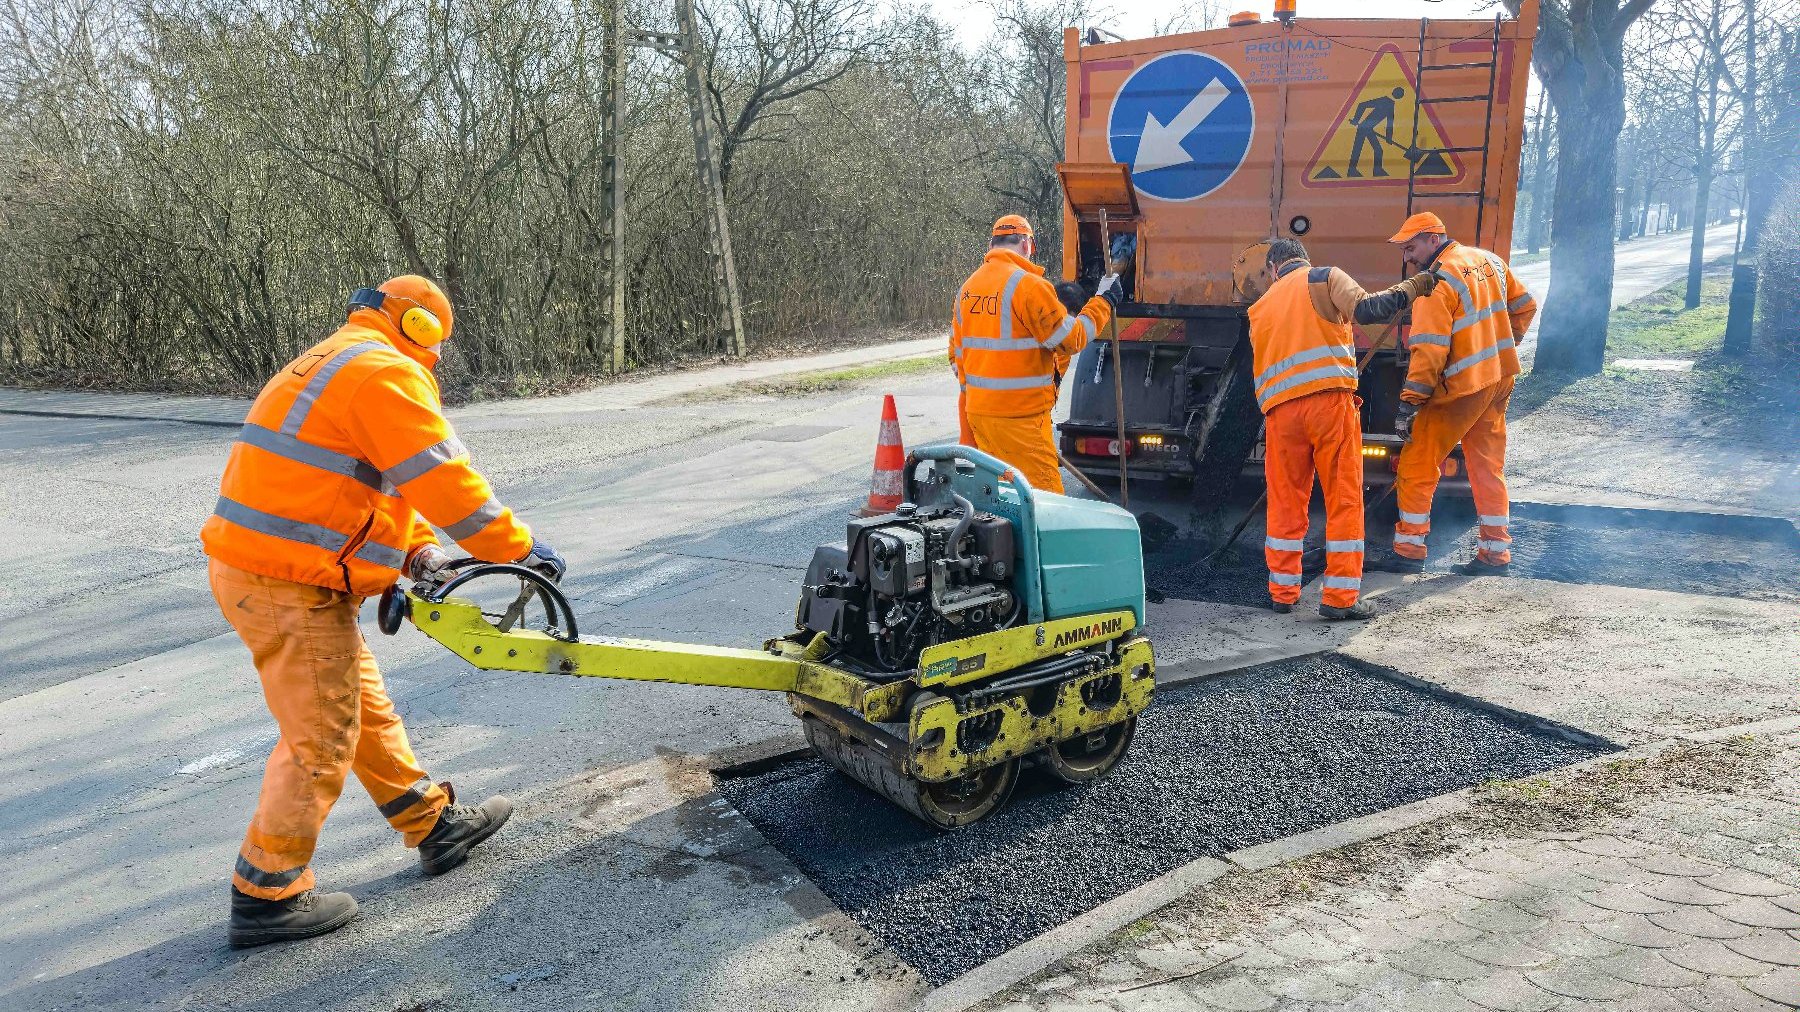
top-left (992, 214), bottom-right (1035, 238)
top-left (376, 274), bottom-right (453, 346)
top-left (1388, 212), bottom-right (1447, 244)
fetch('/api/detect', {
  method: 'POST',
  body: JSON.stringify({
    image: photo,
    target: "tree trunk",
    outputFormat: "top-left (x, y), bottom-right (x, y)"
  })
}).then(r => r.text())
top-left (1686, 165), bottom-right (1713, 308)
top-left (1534, 80), bottom-right (1624, 376)
top-left (1527, 93), bottom-right (1555, 254)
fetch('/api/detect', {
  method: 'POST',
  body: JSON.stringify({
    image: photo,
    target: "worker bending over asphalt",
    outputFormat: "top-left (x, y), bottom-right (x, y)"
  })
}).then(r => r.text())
top-left (200, 275), bottom-right (566, 947)
top-left (1383, 212), bottom-right (1538, 572)
top-left (1246, 238), bottom-right (1436, 619)
top-left (952, 214), bottom-right (1122, 494)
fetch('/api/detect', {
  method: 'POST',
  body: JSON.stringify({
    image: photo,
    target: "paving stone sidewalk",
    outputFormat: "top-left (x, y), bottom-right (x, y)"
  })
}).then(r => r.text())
top-left (982, 734), bottom-right (1800, 1012)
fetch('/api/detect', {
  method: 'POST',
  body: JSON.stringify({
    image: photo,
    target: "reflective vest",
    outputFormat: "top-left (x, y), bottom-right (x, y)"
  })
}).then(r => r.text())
top-left (1403, 242), bottom-right (1537, 403)
top-left (200, 321), bottom-right (533, 595)
top-left (1244, 261), bottom-right (1359, 415)
top-left (953, 249), bottom-right (1112, 418)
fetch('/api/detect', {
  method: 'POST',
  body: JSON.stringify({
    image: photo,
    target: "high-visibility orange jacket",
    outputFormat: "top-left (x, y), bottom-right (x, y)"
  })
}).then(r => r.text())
top-left (952, 249), bottom-right (1113, 418)
top-left (1245, 260), bottom-right (1417, 415)
top-left (201, 311), bottom-right (534, 596)
top-left (1403, 241), bottom-right (1537, 404)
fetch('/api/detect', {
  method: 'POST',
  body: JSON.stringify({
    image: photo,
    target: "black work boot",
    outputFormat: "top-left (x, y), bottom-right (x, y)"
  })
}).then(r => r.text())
top-left (418, 786), bottom-right (513, 876)
top-left (229, 886), bottom-right (358, 948)
top-left (1270, 599), bottom-right (1295, 614)
top-left (1368, 550), bottom-right (1425, 574)
top-left (1454, 555), bottom-right (1511, 576)
top-left (1320, 598), bottom-right (1378, 621)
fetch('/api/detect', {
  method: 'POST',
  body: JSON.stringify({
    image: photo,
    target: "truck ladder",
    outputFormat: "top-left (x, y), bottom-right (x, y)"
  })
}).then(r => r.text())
top-left (1405, 13), bottom-right (1504, 244)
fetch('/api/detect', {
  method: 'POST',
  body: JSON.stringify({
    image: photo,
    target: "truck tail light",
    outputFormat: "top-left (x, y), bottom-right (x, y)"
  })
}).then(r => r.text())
top-left (1076, 436), bottom-right (1132, 457)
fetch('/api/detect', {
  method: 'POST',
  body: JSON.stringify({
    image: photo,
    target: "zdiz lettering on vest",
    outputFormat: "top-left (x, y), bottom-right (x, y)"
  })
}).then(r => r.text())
top-left (1052, 617), bottom-right (1124, 649)
top-left (962, 291), bottom-right (1002, 315)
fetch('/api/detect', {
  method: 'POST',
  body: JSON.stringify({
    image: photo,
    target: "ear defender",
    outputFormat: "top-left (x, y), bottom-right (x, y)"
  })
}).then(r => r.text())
top-left (348, 287), bottom-right (445, 347)
top-left (398, 305), bottom-right (445, 346)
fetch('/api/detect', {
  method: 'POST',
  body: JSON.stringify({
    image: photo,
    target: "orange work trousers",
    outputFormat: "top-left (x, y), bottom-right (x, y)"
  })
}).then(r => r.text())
top-left (968, 411), bottom-right (1064, 495)
top-left (1393, 376), bottom-right (1514, 565)
top-left (210, 560), bottom-right (449, 900)
top-left (1263, 391), bottom-right (1364, 608)
top-left (957, 388), bottom-right (975, 447)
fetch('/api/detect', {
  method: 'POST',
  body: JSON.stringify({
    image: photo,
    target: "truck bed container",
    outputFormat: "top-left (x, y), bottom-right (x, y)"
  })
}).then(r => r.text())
top-left (1056, 2), bottom-right (1539, 496)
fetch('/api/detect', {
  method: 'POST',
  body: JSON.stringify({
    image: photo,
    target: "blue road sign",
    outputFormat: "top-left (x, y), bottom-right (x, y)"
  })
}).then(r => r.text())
top-left (1107, 52), bottom-right (1255, 203)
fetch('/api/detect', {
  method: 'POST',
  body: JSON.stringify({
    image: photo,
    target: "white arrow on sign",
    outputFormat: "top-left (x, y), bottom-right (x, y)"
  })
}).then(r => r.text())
top-left (1133, 78), bottom-right (1232, 174)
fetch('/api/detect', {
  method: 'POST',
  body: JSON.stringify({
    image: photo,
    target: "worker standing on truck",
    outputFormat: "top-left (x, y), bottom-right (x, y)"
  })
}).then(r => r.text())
top-left (1246, 238), bottom-right (1436, 619)
top-left (953, 214), bottom-right (1122, 494)
top-left (1384, 212), bottom-right (1538, 571)
top-left (199, 275), bottom-right (567, 947)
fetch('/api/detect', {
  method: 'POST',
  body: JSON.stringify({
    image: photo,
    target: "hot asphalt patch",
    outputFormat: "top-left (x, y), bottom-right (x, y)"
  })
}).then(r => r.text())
top-left (715, 654), bottom-right (1613, 985)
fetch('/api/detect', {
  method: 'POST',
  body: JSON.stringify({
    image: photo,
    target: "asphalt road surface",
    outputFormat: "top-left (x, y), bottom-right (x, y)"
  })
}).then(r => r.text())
top-left (0, 226), bottom-right (1753, 1011)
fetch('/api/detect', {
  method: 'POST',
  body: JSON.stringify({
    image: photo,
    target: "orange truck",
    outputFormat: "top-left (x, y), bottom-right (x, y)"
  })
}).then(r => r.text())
top-left (1055, 1), bottom-right (1539, 497)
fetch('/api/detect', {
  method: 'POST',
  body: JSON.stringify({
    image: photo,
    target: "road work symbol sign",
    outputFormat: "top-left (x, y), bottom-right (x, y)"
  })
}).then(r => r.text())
top-left (1108, 52), bottom-right (1254, 203)
top-left (1304, 44), bottom-right (1464, 187)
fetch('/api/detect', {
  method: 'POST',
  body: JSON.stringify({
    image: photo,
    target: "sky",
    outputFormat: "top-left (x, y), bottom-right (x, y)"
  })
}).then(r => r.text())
top-left (932, 0), bottom-right (1505, 46)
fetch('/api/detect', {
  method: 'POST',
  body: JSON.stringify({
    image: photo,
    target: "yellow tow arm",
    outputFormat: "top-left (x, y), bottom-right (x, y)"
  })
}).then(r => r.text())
top-left (405, 591), bottom-right (1140, 726)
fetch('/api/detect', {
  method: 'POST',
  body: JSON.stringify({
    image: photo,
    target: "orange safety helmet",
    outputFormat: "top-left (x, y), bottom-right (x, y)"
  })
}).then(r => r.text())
top-left (349, 275), bottom-right (454, 347)
top-left (991, 214), bottom-right (1035, 238)
top-left (1388, 212), bottom-right (1447, 244)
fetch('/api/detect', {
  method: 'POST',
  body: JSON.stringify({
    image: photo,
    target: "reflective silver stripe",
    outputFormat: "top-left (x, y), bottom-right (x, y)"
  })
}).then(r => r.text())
top-left (385, 436), bottom-right (469, 486)
top-left (1409, 332), bottom-right (1452, 347)
top-left (1507, 293), bottom-right (1534, 311)
top-left (963, 336), bottom-right (1041, 351)
top-left (965, 373), bottom-right (1054, 391)
top-left (1393, 533), bottom-right (1428, 546)
top-left (280, 341), bottom-right (384, 436)
top-left (1433, 267), bottom-right (1474, 310)
top-left (1477, 539), bottom-right (1511, 553)
top-left (1443, 339), bottom-right (1506, 378)
top-left (1043, 314), bottom-right (1078, 349)
top-left (1257, 363), bottom-right (1358, 406)
top-left (354, 540), bottom-right (407, 568)
top-left (1403, 380), bottom-right (1435, 397)
top-left (1326, 539), bottom-right (1364, 553)
top-left (1322, 575), bottom-right (1361, 590)
top-left (1478, 514), bottom-right (1510, 528)
top-left (237, 423), bottom-right (392, 494)
top-left (1398, 510), bottom-right (1431, 524)
top-left (1268, 572), bottom-right (1303, 586)
top-left (235, 855), bottom-right (307, 890)
top-left (997, 270), bottom-right (1026, 345)
top-left (213, 496), bottom-right (406, 567)
top-left (1255, 344), bottom-right (1355, 389)
top-left (444, 497), bottom-right (507, 541)
top-left (1264, 536), bottom-right (1305, 551)
top-left (1453, 297), bottom-right (1511, 334)
top-left (378, 777), bottom-right (436, 818)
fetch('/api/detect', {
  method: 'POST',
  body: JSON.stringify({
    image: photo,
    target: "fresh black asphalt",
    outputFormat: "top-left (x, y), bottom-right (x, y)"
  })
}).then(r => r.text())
top-left (716, 653), bottom-right (1613, 984)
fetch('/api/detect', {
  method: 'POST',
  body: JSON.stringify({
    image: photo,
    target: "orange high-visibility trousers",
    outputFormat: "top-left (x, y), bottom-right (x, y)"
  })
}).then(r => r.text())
top-left (1263, 391), bottom-right (1364, 608)
top-left (211, 560), bottom-right (449, 900)
top-left (957, 388), bottom-right (975, 447)
top-left (968, 412), bottom-right (1064, 494)
top-left (1393, 376), bottom-right (1514, 565)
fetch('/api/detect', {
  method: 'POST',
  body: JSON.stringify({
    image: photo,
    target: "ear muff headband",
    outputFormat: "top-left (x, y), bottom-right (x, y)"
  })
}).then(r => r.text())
top-left (348, 287), bottom-right (445, 347)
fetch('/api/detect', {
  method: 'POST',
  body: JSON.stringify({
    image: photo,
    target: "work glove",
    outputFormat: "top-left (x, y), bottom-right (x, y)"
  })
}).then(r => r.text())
top-left (404, 544), bottom-right (451, 583)
top-left (1400, 271), bottom-right (1438, 300)
top-left (523, 539), bottom-right (567, 583)
top-left (1094, 273), bottom-right (1125, 310)
top-left (1395, 400), bottom-right (1421, 444)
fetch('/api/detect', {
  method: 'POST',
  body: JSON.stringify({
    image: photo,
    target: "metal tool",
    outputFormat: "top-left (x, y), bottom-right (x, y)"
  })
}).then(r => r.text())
top-left (382, 445), bottom-right (1155, 831)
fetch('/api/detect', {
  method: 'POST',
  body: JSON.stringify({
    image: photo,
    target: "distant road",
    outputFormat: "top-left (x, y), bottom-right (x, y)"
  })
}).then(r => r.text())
top-left (1513, 223), bottom-right (1739, 312)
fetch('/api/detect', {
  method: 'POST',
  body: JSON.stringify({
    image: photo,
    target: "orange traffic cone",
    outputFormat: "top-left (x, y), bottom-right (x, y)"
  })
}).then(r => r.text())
top-left (860, 394), bottom-right (907, 516)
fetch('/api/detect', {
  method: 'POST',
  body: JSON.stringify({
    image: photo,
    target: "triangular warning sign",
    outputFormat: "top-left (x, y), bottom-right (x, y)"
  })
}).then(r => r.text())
top-left (1303, 44), bottom-right (1467, 188)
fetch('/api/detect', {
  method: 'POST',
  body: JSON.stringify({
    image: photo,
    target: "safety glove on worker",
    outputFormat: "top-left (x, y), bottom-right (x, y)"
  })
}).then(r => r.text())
top-left (1094, 273), bottom-right (1125, 310)
top-left (1400, 271), bottom-right (1438, 300)
top-left (1394, 400), bottom-right (1421, 443)
top-left (523, 540), bottom-right (567, 583)
top-left (404, 544), bottom-right (452, 584)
